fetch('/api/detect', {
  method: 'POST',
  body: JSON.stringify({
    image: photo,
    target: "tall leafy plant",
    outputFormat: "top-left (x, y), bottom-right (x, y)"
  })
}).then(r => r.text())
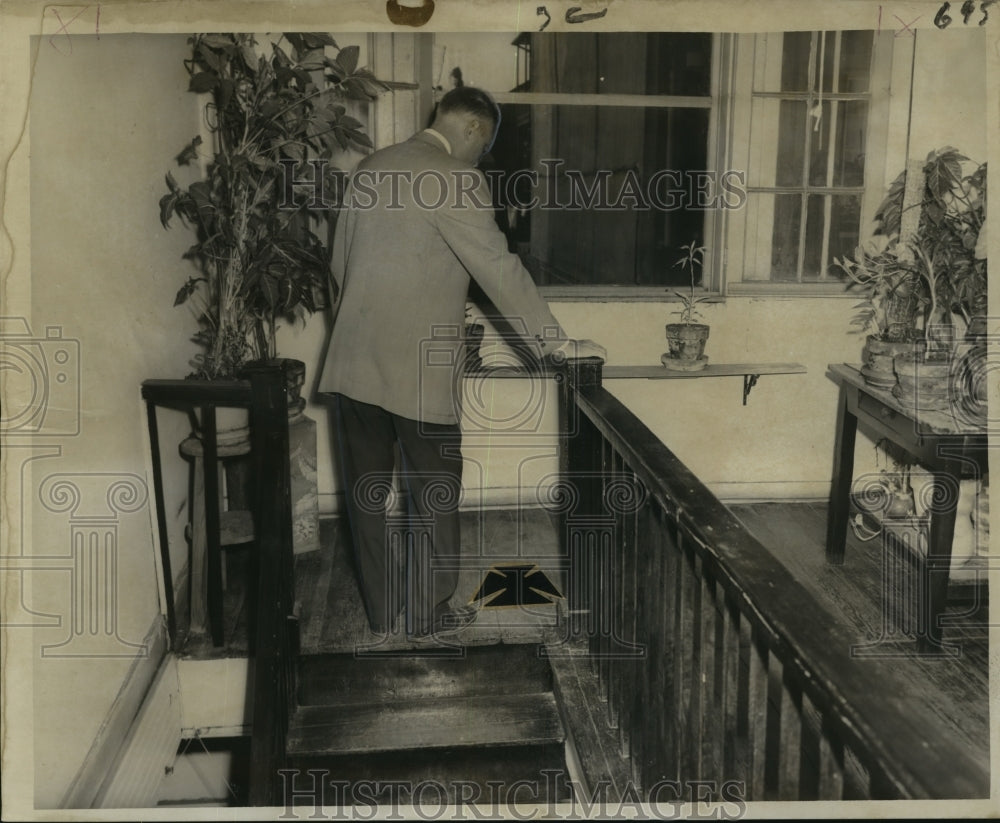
top-left (159, 33), bottom-right (387, 378)
top-left (837, 147), bottom-right (987, 350)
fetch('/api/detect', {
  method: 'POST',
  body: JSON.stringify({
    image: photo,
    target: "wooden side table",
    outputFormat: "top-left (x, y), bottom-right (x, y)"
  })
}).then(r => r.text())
top-left (825, 364), bottom-right (988, 651)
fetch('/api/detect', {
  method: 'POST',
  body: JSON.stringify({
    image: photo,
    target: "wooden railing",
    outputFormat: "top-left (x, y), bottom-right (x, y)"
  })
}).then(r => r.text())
top-left (555, 358), bottom-right (987, 801)
top-left (142, 363), bottom-right (297, 807)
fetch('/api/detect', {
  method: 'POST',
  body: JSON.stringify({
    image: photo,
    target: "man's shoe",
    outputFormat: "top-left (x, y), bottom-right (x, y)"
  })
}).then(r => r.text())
top-left (410, 603), bottom-right (478, 642)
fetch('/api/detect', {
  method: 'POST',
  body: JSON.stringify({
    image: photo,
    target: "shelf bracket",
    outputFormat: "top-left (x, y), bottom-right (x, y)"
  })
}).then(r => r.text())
top-left (742, 374), bottom-right (760, 405)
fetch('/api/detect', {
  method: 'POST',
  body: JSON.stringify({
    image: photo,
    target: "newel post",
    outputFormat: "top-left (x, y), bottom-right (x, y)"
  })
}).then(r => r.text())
top-left (557, 356), bottom-right (605, 639)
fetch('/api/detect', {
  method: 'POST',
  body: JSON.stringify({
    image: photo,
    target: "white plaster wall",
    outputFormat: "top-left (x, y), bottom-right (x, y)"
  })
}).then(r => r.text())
top-left (28, 33), bottom-right (200, 807)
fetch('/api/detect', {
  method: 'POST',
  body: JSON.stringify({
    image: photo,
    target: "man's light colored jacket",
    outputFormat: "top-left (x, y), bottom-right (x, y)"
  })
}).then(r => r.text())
top-left (318, 131), bottom-right (565, 424)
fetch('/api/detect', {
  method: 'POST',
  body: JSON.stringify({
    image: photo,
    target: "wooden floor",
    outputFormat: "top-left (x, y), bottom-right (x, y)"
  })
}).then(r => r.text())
top-left (728, 501), bottom-right (989, 772)
top-left (296, 508), bottom-right (567, 654)
top-left (177, 501), bottom-right (989, 776)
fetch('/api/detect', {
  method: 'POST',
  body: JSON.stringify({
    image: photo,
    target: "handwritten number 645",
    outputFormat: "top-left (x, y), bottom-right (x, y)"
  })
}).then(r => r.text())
top-left (935, 0), bottom-right (993, 27)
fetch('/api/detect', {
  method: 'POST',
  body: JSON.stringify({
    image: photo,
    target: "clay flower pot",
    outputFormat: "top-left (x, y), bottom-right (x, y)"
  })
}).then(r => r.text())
top-left (662, 323), bottom-right (709, 372)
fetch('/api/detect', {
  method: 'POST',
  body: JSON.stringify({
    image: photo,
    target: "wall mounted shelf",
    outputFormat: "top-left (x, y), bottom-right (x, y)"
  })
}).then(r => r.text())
top-left (602, 363), bottom-right (808, 405)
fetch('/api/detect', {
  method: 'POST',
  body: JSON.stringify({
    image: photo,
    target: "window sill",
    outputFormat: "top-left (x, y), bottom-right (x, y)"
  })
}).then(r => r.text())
top-left (539, 285), bottom-right (725, 303)
top-left (725, 281), bottom-right (854, 298)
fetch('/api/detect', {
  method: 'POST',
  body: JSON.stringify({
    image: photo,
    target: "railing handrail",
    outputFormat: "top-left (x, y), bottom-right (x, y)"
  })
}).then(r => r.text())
top-left (569, 377), bottom-right (987, 799)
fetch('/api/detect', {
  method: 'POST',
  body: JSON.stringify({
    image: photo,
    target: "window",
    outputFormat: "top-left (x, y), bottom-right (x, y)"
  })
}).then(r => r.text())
top-left (431, 32), bottom-right (719, 294)
top-left (726, 30), bottom-right (895, 290)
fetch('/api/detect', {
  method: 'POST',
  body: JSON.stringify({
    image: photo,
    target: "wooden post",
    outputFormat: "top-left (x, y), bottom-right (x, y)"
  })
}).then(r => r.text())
top-left (245, 362), bottom-right (295, 807)
top-left (558, 356), bottom-right (605, 641)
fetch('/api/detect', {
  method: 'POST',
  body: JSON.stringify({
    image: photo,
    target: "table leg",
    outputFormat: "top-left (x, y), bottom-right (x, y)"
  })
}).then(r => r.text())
top-left (918, 464), bottom-right (961, 652)
top-left (826, 386), bottom-right (858, 565)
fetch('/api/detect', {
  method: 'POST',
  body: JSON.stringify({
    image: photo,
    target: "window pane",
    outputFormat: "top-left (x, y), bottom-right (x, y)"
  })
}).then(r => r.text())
top-left (838, 31), bottom-right (874, 92)
top-left (770, 193), bottom-right (803, 281)
top-left (828, 194), bottom-right (862, 275)
top-left (832, 100), bottom-right (868, 186)
top-left (803, 194), bottom-right (826, 276)
top-left (779, 31), bottom-right (873, 93)
top-left (776, 100), bottom-right (807, 187)
top-left (780, 32), bottom-right (816, 91)
top-left (527, 32), bottom-right (712, 96)
top-left (641, 33), bottom-right (713, 96)
top-left (800, 194), bottom-right (861, 280)
top-left (485, 104), bottom-right (709, 287)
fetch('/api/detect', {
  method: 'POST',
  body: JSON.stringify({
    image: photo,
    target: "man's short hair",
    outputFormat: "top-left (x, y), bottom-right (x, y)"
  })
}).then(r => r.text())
top-left (435, 86), bottom-right (499, 128)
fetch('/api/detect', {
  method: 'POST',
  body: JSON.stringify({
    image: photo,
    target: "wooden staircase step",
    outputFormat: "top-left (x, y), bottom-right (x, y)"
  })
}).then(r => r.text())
top-left (297, 643), bottom-right (552, 706)
top-left (287, 743), bottom-right (573, 804)
top-left (287, 692), bottom-right (564, 758)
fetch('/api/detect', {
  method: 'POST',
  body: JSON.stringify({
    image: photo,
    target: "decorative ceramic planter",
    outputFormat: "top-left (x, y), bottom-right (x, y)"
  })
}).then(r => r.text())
top-left (663, 323), bottom-right (709, 372)
top-left (892, 352), bottom-right (952, 412)
top-left (861, 335), bottom-right (923, 389)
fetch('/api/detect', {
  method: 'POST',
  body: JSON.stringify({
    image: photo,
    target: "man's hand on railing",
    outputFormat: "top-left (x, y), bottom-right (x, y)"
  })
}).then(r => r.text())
top-left (550, 338), bottom-right (607, 363)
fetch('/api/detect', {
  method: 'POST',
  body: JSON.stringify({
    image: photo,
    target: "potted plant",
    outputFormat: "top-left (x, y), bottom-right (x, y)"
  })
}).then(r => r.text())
top-left (158, 32), bottom-right (387, 560)
top-left (662, 241), bottom-right (710, 372)
top-left (159, 32), bottom-right (387, 384)
top-left (889, 149), bottom-right (986, 412)
top-left (838, 148), bottom-right (987, 411)
top-left (837, 239), bottom-right (924, 389)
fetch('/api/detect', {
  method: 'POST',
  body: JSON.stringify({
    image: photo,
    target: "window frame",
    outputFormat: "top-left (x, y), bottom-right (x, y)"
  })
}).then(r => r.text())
top-left (468, 33), bottom-right (729, 302)
top-left (723, 29), bottom-right (904, 297)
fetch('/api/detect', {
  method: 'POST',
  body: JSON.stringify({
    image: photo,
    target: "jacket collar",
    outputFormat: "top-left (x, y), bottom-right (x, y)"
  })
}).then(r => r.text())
top-left (418, 128), bottom-right (452, 155)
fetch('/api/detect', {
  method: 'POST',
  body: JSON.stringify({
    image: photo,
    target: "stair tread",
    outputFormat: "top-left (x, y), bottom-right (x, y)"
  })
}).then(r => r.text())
top-left (297, 644), bottom-right (552, 706)
top-left (287, 692), bottom-right (564, 757)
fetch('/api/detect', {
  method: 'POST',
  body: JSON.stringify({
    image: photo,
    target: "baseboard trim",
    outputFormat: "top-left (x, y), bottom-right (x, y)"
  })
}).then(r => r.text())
top-left (709, 480), bottom-right (830, 504)
top-left (323, 482), bottom-right (831, 514)
top-left (59, 616), bottom-right (168, 809)
top-left (320, 487), bottom-right (562, 515)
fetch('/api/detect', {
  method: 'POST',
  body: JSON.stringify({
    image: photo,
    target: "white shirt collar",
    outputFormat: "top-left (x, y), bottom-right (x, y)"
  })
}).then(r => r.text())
top-left (423, 128), bottom-right (452, 156)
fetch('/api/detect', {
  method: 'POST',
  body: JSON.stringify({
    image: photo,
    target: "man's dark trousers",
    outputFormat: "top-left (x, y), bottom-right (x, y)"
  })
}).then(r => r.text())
top-left (331, 392), bottom-right (463, 636)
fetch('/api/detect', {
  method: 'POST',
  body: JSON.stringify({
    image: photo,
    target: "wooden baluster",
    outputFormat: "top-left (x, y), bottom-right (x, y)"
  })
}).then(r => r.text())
top-left (662, 510), bottom-right (683, 784)
top-left (632, 498), bottom-right (653, 790)
top-left (597, 436), bottom-right (612, 705)
top-left (698, 573), bottom-right (722, 789)
top-left (685, 548), bottom-right (704, 781)
top-left (654, 503), bottom-right (679, 787)
top-left (744, 625), bottom-right (769, 800)
top-left (777, 666), bottom-right (803, 799)
top-left (623, 471), bottom-right (642, 783)
top-left (560, 360), bottom-right (602, 645)
top-left (719, 592), bottom-right (741, 786)
top-left (604, 441), bottom-right (619, 728)
top-left (817, 712), bottom-right (845, 800)
top-left (676, 532), bottom-right (697, 781)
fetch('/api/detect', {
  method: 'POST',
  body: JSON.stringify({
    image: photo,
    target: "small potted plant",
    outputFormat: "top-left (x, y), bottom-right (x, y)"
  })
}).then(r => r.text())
top-left (662, 241), bottom-right (710, 371)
